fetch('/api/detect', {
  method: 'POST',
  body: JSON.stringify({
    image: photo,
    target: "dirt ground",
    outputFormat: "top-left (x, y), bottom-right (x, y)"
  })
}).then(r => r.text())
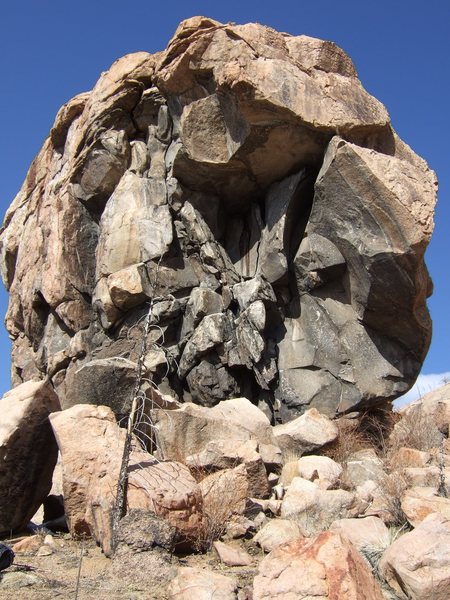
top-left (0, 532), bottom-right (258, 600)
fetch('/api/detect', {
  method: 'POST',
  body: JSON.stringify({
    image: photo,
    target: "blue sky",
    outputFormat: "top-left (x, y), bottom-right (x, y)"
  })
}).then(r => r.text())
top-left (0, 1), bottom-right (449, 400)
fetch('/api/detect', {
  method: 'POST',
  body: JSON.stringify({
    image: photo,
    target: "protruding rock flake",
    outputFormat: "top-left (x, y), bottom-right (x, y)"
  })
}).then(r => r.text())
top-left (0, 16), bottom-right (437, 420)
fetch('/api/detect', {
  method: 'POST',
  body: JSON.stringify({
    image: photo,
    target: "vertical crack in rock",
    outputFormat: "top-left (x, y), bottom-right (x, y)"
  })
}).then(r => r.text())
top-left (0, 17), bottom-right (437, 421)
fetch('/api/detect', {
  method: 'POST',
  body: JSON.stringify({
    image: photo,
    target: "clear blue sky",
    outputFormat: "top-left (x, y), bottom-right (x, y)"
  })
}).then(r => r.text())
top-left (0, 1), bottom-right (449, 397)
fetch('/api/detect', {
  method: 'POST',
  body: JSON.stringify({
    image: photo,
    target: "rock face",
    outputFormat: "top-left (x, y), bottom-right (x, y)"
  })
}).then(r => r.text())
top-left (0, 17), bottom-right (436, 420)
top-left (0, 380), bottom-right (60, 533)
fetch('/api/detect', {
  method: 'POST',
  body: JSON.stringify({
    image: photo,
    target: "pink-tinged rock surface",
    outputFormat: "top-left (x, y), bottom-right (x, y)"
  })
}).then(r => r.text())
top-left (0, 380), bottom-right (60, 533)
top-left (49, 404), bottom-right (203, 555)
top-left (168, 566), bottom-right (238, 599)
top-left (379, 513), bottom-right (450, 600)
top-left (254, 519), bottom-right (305, 553)
top-left (401, 486), bottom-right (450, 527)
top-left (213, 540), bottom-right (252, 566)
top-left (253, 531), bottom-right (384, 599)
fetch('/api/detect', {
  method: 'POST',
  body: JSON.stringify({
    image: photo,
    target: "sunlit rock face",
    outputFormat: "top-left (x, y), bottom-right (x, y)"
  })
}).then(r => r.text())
top-left (0, 16), bottom-right (437, 421)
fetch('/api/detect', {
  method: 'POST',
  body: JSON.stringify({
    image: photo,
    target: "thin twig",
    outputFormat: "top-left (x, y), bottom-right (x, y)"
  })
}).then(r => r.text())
top-left (74, 537), bottom-right (84, 600)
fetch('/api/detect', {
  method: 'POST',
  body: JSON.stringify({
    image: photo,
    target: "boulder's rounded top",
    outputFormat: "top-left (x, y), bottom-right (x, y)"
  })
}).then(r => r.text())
top-left (171, 16), bottom-right (222, 40)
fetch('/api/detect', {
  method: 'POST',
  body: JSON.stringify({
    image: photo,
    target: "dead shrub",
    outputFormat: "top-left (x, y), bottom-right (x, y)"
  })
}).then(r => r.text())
top-left (323, 417), bottom-right (370, 466)
top-left (188, 465), bottom-right (249, 551)
top-left (389, 406), bottom-right (444, 455)
top-left (358, 409), bottom-right (399, 453)
top-left (376, 471), bottom-right (410, 528)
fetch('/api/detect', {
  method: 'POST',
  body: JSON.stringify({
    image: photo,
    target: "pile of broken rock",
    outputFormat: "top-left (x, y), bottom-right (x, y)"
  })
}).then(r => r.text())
top-left (2, 380), bottom-right (450, 599)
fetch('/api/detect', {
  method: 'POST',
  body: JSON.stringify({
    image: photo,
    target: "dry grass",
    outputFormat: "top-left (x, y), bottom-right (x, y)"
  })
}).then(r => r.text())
top-left (388, 406), bottom-right (444, 455)
top-left (179, 459), bottom-right (249, 552)
top-left (376, 471), bottom-right (410, 527)
top-left (326, 406), bottom-right (444, 463)
top-left (322, 417), bottom-right (371, 488)
top-left (279, 449), bottom-right (303, 487)
top-left (195, 468), bottom-right (249, 551)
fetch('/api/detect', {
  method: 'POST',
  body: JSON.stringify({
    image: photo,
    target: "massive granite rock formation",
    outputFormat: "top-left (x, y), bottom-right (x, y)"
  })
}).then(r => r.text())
top-left (0, 17), bottom-right (437, 421)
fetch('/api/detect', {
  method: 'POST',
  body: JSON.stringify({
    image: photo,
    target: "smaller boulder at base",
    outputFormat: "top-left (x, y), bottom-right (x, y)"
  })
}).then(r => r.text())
top-left (49, 404), bottom-right (203, 556)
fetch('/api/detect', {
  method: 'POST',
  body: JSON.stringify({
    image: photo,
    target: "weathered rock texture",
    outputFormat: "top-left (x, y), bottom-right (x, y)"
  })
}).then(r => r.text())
top-left (253, 532), bottom-right (385, 599)
top-left (0, 16), bottom-right (437, 420)
top-left (0, 380), bottom-right (60, 533)
top-left (49, 404), bottom-right (203, 556)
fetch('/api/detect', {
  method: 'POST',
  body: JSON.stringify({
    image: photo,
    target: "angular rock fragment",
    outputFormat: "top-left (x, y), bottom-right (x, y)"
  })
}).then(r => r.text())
top-left (153, 397), bottom-right (279, 467)
top-left (379, 513), bottom-right (450, 600)
top-left (62, 357), bottom-right (137, 417)
top-left (213, 540), bottom-right (252, 567)
top-left (254, 519), bottom-right (305, 553)
top-left (117, 510), bottom-right (177, 552)
top-left (345, 449), bottom-right (385, 488)
top-left (296, 455), bottom-right (343, 489)
top-left (280, 477), bottom-right (358, 535)
top-left (96, 171), bottom-right (173, 277)
top-left (186, 438), bottom-right (269, 497)
top-left (0, 381), bottom-right (60, 534)
top-left (168, 567), bottom-right (238, 600)
top-left (401, 486), bottom-right (450, 527)
top-left (273, 408), bottom-right (338, 455)
top-left (329, 516), bottom-right (391, 558)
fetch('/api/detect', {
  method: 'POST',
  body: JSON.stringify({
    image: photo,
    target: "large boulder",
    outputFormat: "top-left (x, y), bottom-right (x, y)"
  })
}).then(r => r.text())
top-left (0, 17), bottom-right (436, 421)
top-left (153, 397), bottom-right (280, 473)
top-left (253, 531), bottom-right (385, 599)
top-left (0, 380), bottom-right (60, 533)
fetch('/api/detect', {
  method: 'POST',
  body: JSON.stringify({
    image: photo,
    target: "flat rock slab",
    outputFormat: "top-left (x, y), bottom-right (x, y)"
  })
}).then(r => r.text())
top-left (213, 540), bottom-right (252, 566)
top-left (168, 566), bottom-right (238, 599)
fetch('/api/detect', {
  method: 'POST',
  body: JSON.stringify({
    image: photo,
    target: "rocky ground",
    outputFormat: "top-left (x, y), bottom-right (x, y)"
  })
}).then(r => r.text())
top-left (0, 535), bottom-right (258, 600)
top-left (2, 383), bottom-right (450, 599)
